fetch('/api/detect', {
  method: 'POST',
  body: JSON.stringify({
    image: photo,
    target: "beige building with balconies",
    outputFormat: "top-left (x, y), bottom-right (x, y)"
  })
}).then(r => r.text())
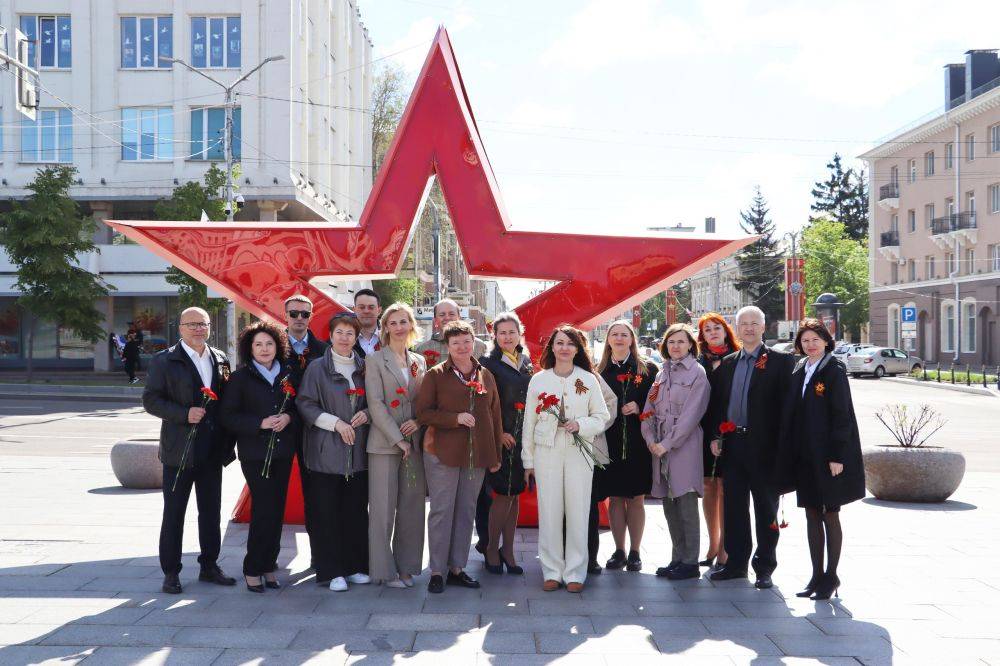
top-left (860, 49), bottom-right (1000, 368)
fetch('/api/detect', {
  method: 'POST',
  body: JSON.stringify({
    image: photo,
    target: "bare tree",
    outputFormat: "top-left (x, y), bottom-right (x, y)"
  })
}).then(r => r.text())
top-left (875, 404), bottom-right (947, 448)
top-left (371, 63), bottom-right (409, 180)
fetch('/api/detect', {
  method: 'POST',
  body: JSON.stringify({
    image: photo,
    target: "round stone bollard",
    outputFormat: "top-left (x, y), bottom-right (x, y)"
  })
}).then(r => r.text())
top-left (110, 439), bottom-right (163, 489)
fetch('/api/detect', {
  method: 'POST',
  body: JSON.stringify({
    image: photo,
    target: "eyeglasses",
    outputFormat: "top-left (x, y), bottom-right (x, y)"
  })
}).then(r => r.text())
top-left (287, 310), bottom-right (312, 319)
top-left (181, 322), bottom-right (210, 330)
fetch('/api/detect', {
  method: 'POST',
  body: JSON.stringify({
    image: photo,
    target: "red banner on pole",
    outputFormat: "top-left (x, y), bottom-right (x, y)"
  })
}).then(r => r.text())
top-left (632, 305), bottom-right (642, 329)
top-left (665, 290), bottom-right (677, 326)
top-left (785, 258), bottom-right (805, 323)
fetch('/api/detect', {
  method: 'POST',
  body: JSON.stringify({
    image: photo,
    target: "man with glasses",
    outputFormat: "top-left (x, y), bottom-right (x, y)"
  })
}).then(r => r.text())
top-left (285, 295), bottom-right (329, 385)
top-left (143, 307), bottom-right (236, 594)
top-left (352, 288), bottom-right (382, 358)
top-left (707, 306), bottom-right (793, 589)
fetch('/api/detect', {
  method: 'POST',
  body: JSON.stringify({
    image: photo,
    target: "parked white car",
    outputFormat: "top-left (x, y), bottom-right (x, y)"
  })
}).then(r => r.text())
top-left (845, 347), bottom-right (922, 379)
top-left (833, 343), bottom-right (874, 362)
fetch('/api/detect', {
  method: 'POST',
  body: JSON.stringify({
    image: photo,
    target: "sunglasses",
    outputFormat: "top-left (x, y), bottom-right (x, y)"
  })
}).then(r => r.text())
top-left (288, 310), bottom-right (312, 319)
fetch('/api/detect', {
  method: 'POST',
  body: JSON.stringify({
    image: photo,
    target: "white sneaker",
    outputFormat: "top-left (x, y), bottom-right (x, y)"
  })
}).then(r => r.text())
top-left (401, 576), bottom-right (415, 588)
top-left (384, 577), bottom-right (407, 589)
top-left (346, 573), bottom-right (371, 585)
top-left (329, 577), bottom-right (348, 592)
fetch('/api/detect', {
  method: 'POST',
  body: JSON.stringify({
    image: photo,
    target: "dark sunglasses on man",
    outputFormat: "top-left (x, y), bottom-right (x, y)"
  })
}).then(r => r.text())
top-left (287, 310), bottom-right (312, 319)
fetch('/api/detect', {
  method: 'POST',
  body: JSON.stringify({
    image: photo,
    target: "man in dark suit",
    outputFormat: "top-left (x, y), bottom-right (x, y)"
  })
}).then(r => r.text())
top-left (283, 294), bottom-right (329, 571)
top-left (143, 307), bottom-right (236, 594)
top-left (284, 294), bottom-right (329, 385)
top-left (708, 306), bottom-right (793, 589)
top-left (352, 288), bottom-right (382, 358)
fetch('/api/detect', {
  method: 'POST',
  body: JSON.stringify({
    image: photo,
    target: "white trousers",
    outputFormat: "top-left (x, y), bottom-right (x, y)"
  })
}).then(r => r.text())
top-left (534, 439), bottom-right (594, 584)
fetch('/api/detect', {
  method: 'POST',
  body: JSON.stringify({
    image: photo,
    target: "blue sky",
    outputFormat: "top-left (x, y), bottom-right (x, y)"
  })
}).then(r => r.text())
top-left (360, 0), bottom-right (1000, 306)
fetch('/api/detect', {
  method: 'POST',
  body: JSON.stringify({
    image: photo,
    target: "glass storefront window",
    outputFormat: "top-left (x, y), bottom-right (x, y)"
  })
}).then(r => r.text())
top-left (0, 299), bottom-right (21, 359)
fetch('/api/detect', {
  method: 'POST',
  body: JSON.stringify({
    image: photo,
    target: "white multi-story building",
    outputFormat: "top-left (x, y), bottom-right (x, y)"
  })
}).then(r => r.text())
top-left (688, 255), bottom-right (748, 324)
top-left (0, 0), bottom-right (373, 370)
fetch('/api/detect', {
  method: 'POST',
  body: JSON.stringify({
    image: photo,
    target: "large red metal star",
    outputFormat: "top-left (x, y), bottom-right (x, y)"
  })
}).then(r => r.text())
top-left (108, 27), bottom-right (752, 357)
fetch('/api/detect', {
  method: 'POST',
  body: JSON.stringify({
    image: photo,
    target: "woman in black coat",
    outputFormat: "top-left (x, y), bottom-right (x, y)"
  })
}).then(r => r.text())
top-left (122, 333), bottom-right (142, 384)
top-left (478, 313), bottom-right (533, 575)
top-left (220, 322), bottom-right (299, 593)
top-left (777, 319), bottom-right (865, 601)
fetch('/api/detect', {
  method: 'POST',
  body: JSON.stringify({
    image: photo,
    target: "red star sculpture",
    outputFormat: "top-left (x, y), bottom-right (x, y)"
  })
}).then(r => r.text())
top-left (108, 27), bottom-right (753, 525)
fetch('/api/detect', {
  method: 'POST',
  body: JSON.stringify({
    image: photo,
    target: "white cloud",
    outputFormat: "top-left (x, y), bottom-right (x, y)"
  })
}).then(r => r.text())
top-left (375, 6), bottom-right (475, 73)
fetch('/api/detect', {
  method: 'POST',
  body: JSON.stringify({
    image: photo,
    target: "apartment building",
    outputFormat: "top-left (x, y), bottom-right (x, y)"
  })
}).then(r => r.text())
top-left (860, 49), bottom-right (1000, 367)
top-left (0, 0), bottom-right (373, 369)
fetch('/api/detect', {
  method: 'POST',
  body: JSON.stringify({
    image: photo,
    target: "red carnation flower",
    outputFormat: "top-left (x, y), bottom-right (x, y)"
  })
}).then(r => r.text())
top-left (719, 421), bottom-right (737, 435)
top-left (514, 402), bottom-right (525, 411)
top-left (396, 387), bottom-right (407, 395)
top-left (390, 399), bottom-right (401, 408)
top-left (200, 387), bottom-right (218, 401)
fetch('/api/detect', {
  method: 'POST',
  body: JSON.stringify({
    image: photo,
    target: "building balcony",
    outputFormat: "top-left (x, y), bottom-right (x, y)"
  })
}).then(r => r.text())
top-left (878, 230), bottom-right (901, 262)
top-left (930, 212), bottom-right (977, 249)
top-left (878, 183), bottom-right (900, 211)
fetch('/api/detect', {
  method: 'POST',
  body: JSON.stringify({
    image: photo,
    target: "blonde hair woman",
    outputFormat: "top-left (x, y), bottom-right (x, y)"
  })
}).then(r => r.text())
top-left (593, 320), bottom-right (656, 572)
top-left (364, 303), bottom-right (427, 588)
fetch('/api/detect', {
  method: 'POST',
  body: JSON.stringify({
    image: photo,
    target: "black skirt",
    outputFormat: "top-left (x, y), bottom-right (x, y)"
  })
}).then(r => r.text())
top-left (486, 442), bottom-right (526, 495)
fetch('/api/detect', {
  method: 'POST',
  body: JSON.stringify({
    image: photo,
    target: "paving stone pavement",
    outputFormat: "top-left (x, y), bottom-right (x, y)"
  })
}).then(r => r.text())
top-left (2, 380), bottom-right (1000, 664)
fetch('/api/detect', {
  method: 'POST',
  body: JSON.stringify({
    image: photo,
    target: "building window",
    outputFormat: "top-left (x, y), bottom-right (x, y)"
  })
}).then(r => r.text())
top-left (924, 203), bottom-right (935, 229)
top-left (890, 262), bottom-right (898, 283)
top-left (990, 184), bottom-right (1000, 214)
top-left (890, 213), bottom-right (898, 232)
top-left (965, 248), bottom-right (975, 275)
top-left (191, 17), bottom-right (241, 68)
top-left (908, 159), bottom-right (917, 183)
top-left (941, 302), bottom-right (956, 353)
top-left (190, 107), bottom-right (240, 160)
top-left (924, 151), bottom-right (935, 176)
top-left (945, 252), bottom-right (955, 275)
top-left (966, 191), bottom-right (976, 219)
top-left (991, 124), bottom-right (1000, 154)
top-left (967, 133), bottom-right (975, 161)
top-left (907, 209), bottom-right (916, 232)
top-left (888, 305), bottom-right (900, 348)
top-left (890, 165), bottom-right (899, 186)
top-left (945, 197), bottom-right (955, 217)
top-left (121, 108), bottom-right (173, 160)
top-left (19, 15), bottom-right (72, 69)
top-left (964, 301), bottom-right (976, 353)
top-left (926, 255), bottom-right (935, 279)
top-left (121, 16), bottom-right (172, 68)
top-left (907, 259), bottom-right (916, 282)
top-left (945, 142), bottom-right (954, 169)
top-left (20, 108), bottom-right (72, 162)
top-left (991, 244), bottom-right (1000, 272)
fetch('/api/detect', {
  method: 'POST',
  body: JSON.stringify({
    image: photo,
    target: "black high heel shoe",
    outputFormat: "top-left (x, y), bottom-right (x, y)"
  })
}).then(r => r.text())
top-left (484, 554), bottom-right (504, 575)
top-left (500, 553), bottom-right (523, 575)
top-left (811, 573), bottom-right (840, 600)
top-left (264, 578), bottom-right (280, 590)
top-left (245, 576), bottom-right (264, 594)
top-left (795, 573), bottom-right (821, 598)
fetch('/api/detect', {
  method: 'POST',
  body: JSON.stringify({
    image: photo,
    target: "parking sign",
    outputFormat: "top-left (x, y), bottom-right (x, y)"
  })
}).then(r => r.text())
top-left (901, 307), bottom-right (917, 323)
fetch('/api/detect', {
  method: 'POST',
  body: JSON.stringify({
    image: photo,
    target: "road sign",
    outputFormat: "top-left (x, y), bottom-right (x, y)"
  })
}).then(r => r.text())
top-left (901, 307), bottom-right (917, 323)
top-left (901, 321), bottom-right (917, 332)
top-left (902, 329), bottom-right (917, 339)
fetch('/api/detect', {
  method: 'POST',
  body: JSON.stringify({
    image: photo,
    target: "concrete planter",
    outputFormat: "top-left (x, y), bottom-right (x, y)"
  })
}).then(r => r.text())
top-left (110, 439), bottom-right (162, 489)
top-left (863, 446), bottom-right (965, 502)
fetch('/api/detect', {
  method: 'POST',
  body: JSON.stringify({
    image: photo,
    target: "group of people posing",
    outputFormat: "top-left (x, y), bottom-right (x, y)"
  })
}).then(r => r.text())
top-left (144, 291), bottom-right (864, 602)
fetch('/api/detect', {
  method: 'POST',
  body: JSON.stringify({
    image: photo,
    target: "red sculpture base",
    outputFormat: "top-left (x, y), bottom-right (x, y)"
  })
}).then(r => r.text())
top-left (231, 460), bottom-right (610, 528)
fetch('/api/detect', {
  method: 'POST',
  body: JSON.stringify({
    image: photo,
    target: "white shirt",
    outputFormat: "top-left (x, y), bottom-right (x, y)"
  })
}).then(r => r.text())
top-left (180, 340), bottom-right (214, 389)
top-left (802, 357), bottom-right (821, 397)
top-left (357, 329), bottom-right (381, 356)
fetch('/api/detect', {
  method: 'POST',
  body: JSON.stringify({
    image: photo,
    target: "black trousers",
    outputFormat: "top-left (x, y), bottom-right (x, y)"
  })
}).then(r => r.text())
top-left (474, 478), bottom-right (492, 547)
top-left (297, 449), bottom-right (317, 565)
top-left (588, 498), bottom-right (601, 564)
top-left (124, 359), bottom-right (137, 382)
top-left (159, 462), bottom-right (222, 576)
top-left (240, 457), bottom-right (293, 577)
top-left (722, 441), bottom-right (779, 576)
top-left (305, 469), bottom-right (369, 583)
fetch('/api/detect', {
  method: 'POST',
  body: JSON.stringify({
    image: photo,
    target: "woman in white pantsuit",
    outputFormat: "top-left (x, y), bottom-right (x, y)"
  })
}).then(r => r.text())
top-left (522, 326), bottom-right (611, 593)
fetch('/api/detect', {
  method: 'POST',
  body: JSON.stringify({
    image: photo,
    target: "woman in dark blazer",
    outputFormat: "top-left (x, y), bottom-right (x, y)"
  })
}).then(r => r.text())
top-left (777, 319), bottom-right (865, 601)
top-left (478, 312), bottom-right (533, 575)
top-left (220, 322), bottom-right (299, 593)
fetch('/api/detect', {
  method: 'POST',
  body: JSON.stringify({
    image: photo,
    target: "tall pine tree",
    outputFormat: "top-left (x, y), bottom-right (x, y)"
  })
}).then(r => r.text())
top-left (810, 153), bottom-right (869, 242)
top-left (733, 187), bottom-right (784, 331)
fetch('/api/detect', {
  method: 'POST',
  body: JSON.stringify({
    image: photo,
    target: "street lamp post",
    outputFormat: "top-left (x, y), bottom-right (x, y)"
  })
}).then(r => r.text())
top-left (160, 54), bottom-right (284, 360)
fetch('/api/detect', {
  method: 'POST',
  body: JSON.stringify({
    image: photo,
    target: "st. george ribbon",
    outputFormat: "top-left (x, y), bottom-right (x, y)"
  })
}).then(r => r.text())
top-left (107, 27), bottom-right (754, 525)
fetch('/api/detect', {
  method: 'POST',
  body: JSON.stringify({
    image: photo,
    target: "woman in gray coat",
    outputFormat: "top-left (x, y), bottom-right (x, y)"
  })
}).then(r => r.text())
top-left (297, 312), bottom-right (370, 592)
top-left (641, 323), bottom-right (710, 581)
top-left (364, 303), bottom-right (427, 588)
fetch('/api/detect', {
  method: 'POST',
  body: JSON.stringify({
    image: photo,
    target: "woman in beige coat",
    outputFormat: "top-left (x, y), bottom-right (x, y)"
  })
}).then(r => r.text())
top-left (364, 303), bottom-right (427, 588)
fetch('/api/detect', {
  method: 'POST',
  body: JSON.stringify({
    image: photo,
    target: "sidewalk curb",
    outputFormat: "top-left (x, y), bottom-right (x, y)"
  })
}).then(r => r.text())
top-left (881, 376), bottom-right (999, 397)
top-left (0, 383), bottom-right (143, 403)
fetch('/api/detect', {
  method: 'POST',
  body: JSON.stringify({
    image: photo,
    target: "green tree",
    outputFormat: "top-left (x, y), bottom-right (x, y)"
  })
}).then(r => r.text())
top-left (810, 153), bottom-right (869, 242)
top-left (155, 165), bottom-right (228, 310)
top-left (801, 218), bottom-right (869, 339)
top-left (371, 63), bottom-right (408, 179)
top-left (733, 187), bottom-right (784, 329)
top-left (1, 166), bottom-right (112, 381)
top-left (372, 277), bottom-right (421, 307)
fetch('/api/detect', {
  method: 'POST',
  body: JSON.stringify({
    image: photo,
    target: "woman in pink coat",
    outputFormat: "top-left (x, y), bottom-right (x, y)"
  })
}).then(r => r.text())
top-left (640, 323), bottom-right (710, 581)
